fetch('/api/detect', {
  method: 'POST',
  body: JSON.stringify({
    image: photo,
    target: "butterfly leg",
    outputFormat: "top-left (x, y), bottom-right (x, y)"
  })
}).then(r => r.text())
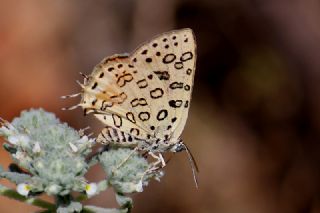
top-left (112, 147), bottom-right (139, 173)
top-left (78, 126), bottom-right (90, 136)
top-left (137, 153), bottom-right (166, 191)
top-left (0, 118), bottom-right (15, 132)
top-left (148, 152), bottom-right (166, 168)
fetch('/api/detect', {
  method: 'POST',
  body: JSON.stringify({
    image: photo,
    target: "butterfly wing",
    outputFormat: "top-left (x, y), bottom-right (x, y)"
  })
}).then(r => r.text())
top-left (79, 28), bottom-right (196, 144)
top-left (129, 28), bottom-right (196, 142)
top-left (80, 54), bottom-right (153, 140)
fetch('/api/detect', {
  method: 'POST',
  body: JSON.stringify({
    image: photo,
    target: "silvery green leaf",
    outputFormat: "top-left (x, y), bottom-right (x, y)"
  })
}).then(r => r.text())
top-left (57, 201), bottom-right (82, 213)
top-left (97, 180), bottom-right (108, 192)
top-left (115, 193), bottom-right (132, 209)
top-left (45, 184), bottom-right (62, 195)
top-left (99, 148), bottom-right (161, 193)
top-left (0, 172), bottom-right (31, 184)
top-left (2, 143), bottom-right (17, 154)
top-left (12, 108), bottom-right (59, 131)
top-left (59, 189), bottom-right (71, 196)
top-left (0, 109), bottom-right (95, 197)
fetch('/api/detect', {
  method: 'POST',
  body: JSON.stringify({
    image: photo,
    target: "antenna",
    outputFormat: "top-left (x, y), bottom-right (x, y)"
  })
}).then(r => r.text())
top-left (76, 80), bottom-right (85, 89)
top-left (184, 144), bottom-right (199, 188)
top-left (79, 72), bottom-right (89, 80)
top-left (61, 93), bottom-right (81, 99)
top-left (61, 104), bottom-right (80, 111)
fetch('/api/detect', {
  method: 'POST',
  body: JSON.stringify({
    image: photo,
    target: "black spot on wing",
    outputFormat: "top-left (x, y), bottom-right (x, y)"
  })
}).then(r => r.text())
top-left (112, 114), bottom-right (122, 128)
top-left (169, 100), bottom-right (183, 108)
top-left (91, 99), bottom-right (97, 106)
top-left (157, 109), bottom-right (168, 121)
top-left (138, 112), bottom-right (151, 121)
top-left (186, 68), bottom-right (192, 75)
top-left (150, 88), bottom-right (164, 99)
top-left (126, 112), bottom-right (136, 123)
top-left (131, 98), bottom-right (148, 107)
top-left (185, 100), bottom-right (189, 108)
top-left (111, 128), bottom-right (120, 143)
top-left (91, 82), bottom-right (98, 90)
top-left (137, 79), bottom-right (148, 88)
top-left (119, 92), bottom-right (127, 103)
top-left (109, 92), bottom-right (127, 104)
top-left (169, 82), bottom-right (184, 89)
top-left (180, 52), bottom-right (193, 62)
top-left (130, 128), bottom-right (140, 136)
top-left (163, 54), bottom-right (176, 64)
top-left (100, 100), bottom-right (113, 110)
top-left (120, 131), bottom-right (126, 142)
top-left (153, 71), bottom-right (170, 80)
top-left (184, 84), bottom-right (191, 91)
top-left (116, 73), bottom-right (133, 87)
top-left (174, 62), bottom-right (184, 70)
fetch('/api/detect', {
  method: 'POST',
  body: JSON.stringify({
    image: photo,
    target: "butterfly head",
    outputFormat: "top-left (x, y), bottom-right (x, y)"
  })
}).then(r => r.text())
top-left (170, 139), bottom-right (185, 153)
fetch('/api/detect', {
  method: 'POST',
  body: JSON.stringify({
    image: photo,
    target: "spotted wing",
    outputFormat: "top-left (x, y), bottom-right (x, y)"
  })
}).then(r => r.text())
top-left (79, 28), bottom-right (196, 144)
top-left (129, 28), bottom-right (196, 142)
top-left (79, 54), bottom-right (155, 140)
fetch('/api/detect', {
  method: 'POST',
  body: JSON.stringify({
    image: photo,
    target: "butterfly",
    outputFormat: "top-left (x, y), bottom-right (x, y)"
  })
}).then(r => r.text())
top-left (63, 28), bottom-right (198, 186)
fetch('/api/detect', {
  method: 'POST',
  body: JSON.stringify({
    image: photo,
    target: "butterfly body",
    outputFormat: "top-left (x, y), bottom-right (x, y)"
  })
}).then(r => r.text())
top-left (96, 125), bottom-right (184, 153)
top-left (77, 28), bottom-right (196, 154)
top-left (63, 28), bottom-right (199, 186)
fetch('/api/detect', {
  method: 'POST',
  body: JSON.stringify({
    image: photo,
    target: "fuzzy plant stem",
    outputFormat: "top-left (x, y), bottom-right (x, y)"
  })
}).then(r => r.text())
top-left (0, 185), bottom-right (55, 210)
top-left (37, 208), bottom-right (95, 213)
top-left (55, 194), bottom-right (73, 206)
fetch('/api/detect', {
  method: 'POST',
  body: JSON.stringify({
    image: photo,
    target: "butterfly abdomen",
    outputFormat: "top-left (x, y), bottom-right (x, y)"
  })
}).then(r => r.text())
top-left (97, 126), bottom-right (135, 145)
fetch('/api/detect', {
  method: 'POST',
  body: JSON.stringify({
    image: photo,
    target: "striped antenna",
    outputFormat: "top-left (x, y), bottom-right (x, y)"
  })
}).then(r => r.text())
top-left (61, 93), bottom-right (81, 99)
top-left (61, 104), bottom-right (80, 111)
top-left (78, 126), bottom-right (90, 136)
top-left (80, 72), bottom-right (89, 84)
top-left (76, 80), bottom-right (85, 89)
top-left (184, 144), bottom-right (199, 189)
top-left (0, 117), bottom-right (7, 126)
top-left (79, 72), bottom-right (89, 79)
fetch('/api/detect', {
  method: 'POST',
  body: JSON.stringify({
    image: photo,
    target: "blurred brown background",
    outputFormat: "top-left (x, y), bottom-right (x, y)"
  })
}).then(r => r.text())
top-left (1, 0), bottom-right (320, 212)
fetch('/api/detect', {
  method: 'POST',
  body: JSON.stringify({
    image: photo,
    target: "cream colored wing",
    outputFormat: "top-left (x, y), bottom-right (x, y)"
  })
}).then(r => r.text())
top-left (79, 54), bottom-right (153, 139)
top-left (129, 28), bottom-right (196, 142)
top-left (79, 28), bottom-right (196, 143)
